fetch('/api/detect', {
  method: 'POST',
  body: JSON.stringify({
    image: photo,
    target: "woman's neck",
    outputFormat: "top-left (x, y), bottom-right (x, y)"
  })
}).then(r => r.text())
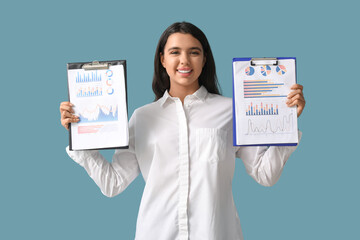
top-left (169, 83), bottom-right (200, 103)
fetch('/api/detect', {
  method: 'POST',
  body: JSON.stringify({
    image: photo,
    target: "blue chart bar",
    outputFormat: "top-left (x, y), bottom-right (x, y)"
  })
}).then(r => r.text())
top-left (246, 103), bottom-right (279, 116)
top-left (76, 71), bottom-right (102, 83)
top-left (77, 87), bottom-right (102, 97)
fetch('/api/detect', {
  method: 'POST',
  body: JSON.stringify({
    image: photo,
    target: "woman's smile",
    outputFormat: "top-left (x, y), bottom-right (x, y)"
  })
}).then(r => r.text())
top-left (177, 68), bottom-right (193, 76)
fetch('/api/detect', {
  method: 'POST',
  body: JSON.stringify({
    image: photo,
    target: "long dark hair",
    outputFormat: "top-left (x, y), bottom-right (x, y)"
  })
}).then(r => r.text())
top-left (152, 21), bottom-right (221, 101)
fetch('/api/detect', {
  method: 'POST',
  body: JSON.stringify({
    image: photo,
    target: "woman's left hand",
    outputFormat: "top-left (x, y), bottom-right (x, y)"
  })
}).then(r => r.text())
top-left (286, 84), bottom-right (305, 117)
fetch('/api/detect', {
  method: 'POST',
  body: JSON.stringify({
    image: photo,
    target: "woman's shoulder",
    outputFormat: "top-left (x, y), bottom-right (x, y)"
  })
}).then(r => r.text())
top-left (132, 101), bottom-right (160, 117)
top-left (206, 92), bottom-right (232, 106)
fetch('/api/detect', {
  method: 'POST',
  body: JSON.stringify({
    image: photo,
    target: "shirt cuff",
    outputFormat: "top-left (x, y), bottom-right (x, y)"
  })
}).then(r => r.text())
top-left (298, 130), bottom-right (302, 143)
top-left (65, 146), bottom-right (100, 166)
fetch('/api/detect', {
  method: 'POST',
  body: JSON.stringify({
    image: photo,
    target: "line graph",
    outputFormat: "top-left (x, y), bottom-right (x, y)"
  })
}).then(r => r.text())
top-left (246, 113), bottom-right (295, 135)
top-left (78, 104), bottom-right (118, 123)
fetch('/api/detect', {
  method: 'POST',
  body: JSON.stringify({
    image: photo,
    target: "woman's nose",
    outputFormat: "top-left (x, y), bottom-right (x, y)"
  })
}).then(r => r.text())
top-left (180, 53), bottom-right (190, 65)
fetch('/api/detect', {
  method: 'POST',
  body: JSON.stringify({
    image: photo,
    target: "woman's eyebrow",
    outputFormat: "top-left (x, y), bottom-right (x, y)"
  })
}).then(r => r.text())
top-left (189, 47), bottom-right (202, 52)
top-left (167, 47), bottom-right (202, 52)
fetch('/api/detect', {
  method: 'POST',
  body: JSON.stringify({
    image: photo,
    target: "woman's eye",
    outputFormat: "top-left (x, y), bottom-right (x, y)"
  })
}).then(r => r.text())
top-left (191, 51), bottom-right (200, 55)
top-left (170, 51), bottom-right (179, 55)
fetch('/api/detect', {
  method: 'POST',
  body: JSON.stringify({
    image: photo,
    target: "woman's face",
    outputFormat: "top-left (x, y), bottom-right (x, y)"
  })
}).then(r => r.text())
top-left (161, 33), bottom-right (206, 93)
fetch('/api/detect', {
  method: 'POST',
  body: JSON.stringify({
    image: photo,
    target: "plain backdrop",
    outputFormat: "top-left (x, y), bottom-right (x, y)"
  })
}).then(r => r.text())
top-left (1, 0), bottom-right (359, 239)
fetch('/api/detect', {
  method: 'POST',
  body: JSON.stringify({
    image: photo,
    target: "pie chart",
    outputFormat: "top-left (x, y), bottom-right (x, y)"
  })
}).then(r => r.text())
top-left (276, 65), bottom-right (287, 75)
top-left (245, 66), bottom-right (255, 76)
top-left (261, 65), bottom-right (271, 76)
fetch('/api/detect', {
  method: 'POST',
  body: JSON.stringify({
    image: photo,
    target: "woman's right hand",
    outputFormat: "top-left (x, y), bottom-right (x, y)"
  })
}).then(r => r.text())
top-left (60, 102), bottom-right (79, 130)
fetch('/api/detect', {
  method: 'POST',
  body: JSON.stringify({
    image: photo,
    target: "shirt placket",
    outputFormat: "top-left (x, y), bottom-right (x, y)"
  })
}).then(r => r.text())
top-left (175, 99), bottom-right (190, 240)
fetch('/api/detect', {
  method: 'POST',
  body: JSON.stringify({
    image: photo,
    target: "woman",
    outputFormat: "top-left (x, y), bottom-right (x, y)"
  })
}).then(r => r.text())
top-left (60, 22), bottom-right (305, 240)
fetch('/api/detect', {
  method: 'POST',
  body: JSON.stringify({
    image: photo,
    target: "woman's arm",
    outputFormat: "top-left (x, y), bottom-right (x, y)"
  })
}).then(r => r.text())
top-left (60, 102), bottom-right (140, 197)
top-left (236, 133), bottom-right (301, 187)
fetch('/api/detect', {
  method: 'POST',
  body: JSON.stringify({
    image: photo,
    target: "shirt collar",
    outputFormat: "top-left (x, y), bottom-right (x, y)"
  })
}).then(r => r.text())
top-left (158, 85), bottom-right (208, 107)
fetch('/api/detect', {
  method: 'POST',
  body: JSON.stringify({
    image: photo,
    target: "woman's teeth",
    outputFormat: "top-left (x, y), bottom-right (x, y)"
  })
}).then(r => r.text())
top-left (178, 70), bottom-right (192, 73)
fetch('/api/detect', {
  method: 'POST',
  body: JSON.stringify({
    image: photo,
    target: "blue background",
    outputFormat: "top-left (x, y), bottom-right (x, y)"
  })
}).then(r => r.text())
top-left (1, 0), bottom-right (359, 239)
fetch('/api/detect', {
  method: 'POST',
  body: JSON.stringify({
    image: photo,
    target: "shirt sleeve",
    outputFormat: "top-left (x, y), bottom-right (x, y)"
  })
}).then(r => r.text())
top-left (66, 111), bottom-right (140, 197)
top-left (236, 131), bottom-right (302, 187)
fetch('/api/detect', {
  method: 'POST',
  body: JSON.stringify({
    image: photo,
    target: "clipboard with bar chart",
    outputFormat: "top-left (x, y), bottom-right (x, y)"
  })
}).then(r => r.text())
top-left (232, 57), bottom-right (299, 146)
top-left (67, 60), bottom-right (129, 151)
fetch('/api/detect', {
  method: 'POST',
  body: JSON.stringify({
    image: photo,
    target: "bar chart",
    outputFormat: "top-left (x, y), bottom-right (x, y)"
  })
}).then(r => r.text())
top-left (77, 86), bottom-right (103, 98)
top-left (76, 71), bottom-right (102, 83)
top-left (246, 102), bottom-right (279, 116)
top-left (243, 80), bottom-right (286, 98)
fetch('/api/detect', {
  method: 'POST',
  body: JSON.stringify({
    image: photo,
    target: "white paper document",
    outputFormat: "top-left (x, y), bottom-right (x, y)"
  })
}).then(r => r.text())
top-left (67, 63), bottom-right (128, 150)
top-left (233, 58), bottom-right (298, 146)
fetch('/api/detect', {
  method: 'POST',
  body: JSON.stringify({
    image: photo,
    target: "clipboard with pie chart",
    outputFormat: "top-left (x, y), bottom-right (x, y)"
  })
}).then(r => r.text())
top-left (232, 57), bottom-right (299, 146)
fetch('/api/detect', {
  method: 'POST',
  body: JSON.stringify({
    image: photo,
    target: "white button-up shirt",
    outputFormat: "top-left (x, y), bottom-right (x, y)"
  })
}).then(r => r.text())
top-left (66, 86), bottom-right (301, 240)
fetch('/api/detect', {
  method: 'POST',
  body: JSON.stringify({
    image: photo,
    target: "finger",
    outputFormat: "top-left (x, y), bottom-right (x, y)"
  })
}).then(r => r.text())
top-left (286, 93), bottom-right (305, 105)
top-left (60, 102), bottom-right (74, 113)
top-left (61, 111), bottom-right (76, 120)
top-left (287, 89), bottom-right (303, 99)
top-left (60, 105), bottom-right (75, 114)
top-left (290, 84), bottom-right (303, 91)
top-left (61, 117), bottom-right (79, 130)
top-left (61, 118), bottom-right (70, 130)
top-left (287, 91), bottom-right (305, 107)
top-left (286, 99), bottom-right (305, 107)
top-left (286, 85), bottom-right (305, 117)
top-left (60, 101), bottom-right (72, 109)
top-left (286, 97), bottom-right (305, 107)
top-left (61, 112), bottom-right (79, 123)
top-left (287, 99), bottom-right (306, 117)
top-left (61, 110), bottom-right (79, 120)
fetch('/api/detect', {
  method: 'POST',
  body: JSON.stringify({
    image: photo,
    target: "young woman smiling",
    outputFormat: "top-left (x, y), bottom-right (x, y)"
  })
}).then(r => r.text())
top-left (160, 32), bottom-right (206, 102)
top-left (60, 22), bottom-right (305, 240)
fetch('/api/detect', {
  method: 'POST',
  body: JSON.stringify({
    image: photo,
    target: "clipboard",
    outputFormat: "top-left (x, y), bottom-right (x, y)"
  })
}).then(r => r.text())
top-left (67, 60), bottom-right (129, 151)
top-left (232, 57), bottom-right (298, 147)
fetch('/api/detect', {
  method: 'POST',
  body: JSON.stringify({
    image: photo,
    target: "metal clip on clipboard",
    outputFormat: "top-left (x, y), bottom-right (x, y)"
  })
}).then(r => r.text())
top-left (250, 58), bottom-right (278, 66)
top-left (82, 60), bottom-right (110, 70)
